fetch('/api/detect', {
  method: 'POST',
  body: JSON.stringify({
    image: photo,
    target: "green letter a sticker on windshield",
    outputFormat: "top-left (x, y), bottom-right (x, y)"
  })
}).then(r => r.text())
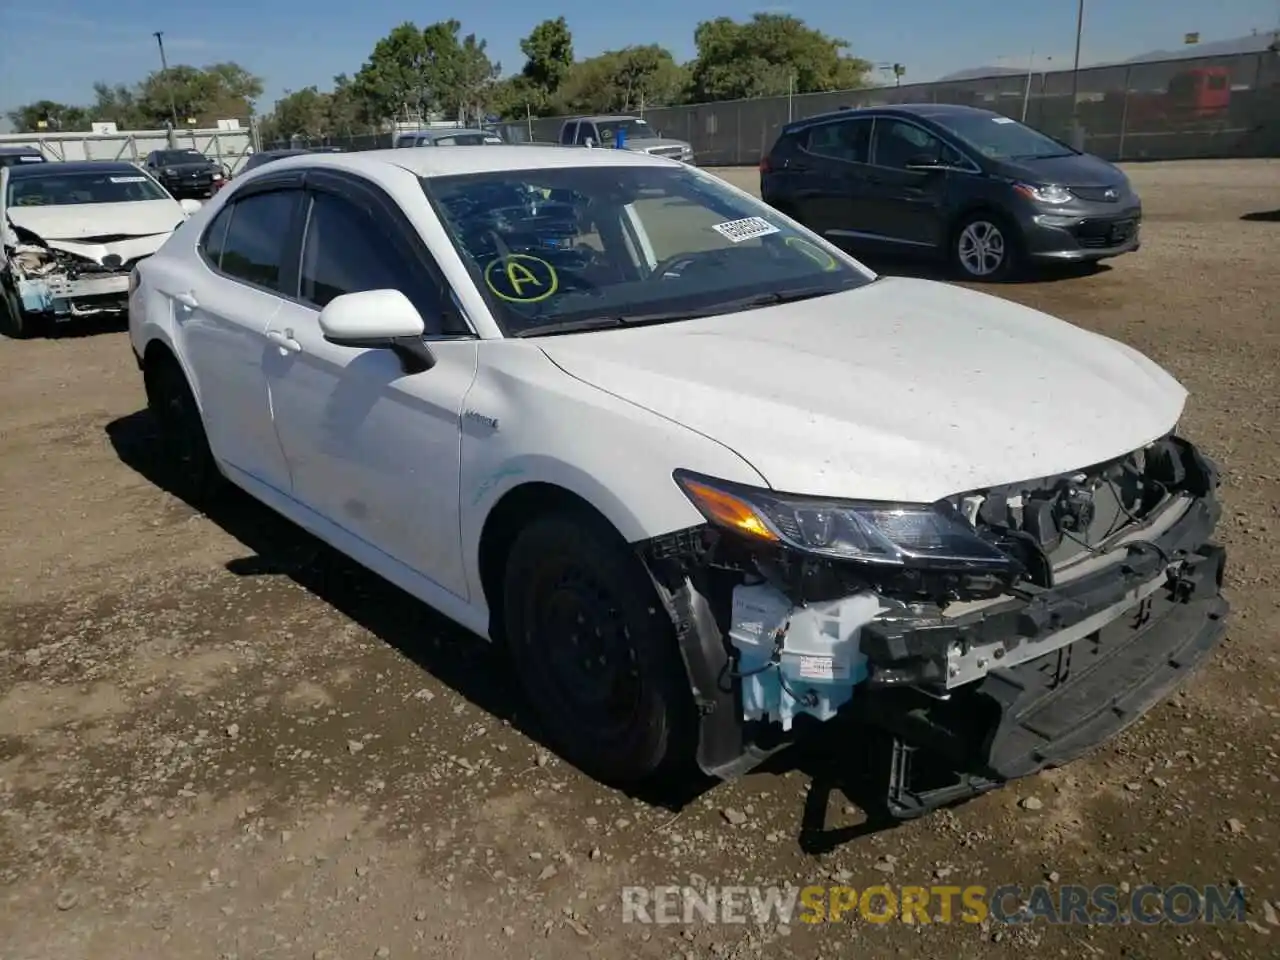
top-left (485, 254), bottom-right (560, 303)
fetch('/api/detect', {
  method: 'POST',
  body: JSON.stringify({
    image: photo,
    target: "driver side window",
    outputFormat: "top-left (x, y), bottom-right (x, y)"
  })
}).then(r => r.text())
top-left (874, 120), bottom-right (951, 170)
top-left (298, 191), bottom-right (444, 332)
top-left (575, 123), bottom-right (596, 145)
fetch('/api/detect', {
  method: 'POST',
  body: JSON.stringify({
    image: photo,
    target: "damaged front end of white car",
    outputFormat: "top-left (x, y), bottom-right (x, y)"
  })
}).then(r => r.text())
top-left (640, 434), bottom-right (1226, 819)
top-left (0, 164), bottom-right (191, 338)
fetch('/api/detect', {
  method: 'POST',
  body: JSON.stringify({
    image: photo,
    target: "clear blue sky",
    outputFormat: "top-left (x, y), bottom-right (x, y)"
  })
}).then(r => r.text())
top-left (2, 0), bottom-right (1278, 124)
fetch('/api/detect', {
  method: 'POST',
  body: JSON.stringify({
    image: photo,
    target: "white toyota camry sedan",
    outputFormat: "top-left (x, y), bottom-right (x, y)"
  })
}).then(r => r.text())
top-left (128, 146), bottom-right (1227, 818)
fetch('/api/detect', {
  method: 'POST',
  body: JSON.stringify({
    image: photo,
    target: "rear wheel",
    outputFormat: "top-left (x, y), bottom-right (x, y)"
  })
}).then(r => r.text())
top-left (952, 212), bottom-right (1020, 281)
top-left (143, 353), bottom-right (224, 503)
top-left (502, 510), bottom-right (695, 786)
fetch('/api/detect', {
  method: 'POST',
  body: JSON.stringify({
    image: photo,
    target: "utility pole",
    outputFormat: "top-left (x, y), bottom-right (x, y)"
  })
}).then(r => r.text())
top-left (1070, 0), bottom-right (1084, 116)
top-left (1069, 0), bottom-right (1085, 149)
top-left (153, 31), bottom-right (179, 130)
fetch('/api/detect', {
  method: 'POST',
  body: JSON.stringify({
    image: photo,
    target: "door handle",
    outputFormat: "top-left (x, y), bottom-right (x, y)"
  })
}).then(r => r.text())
top-left (170, 290), bottom-right (198, 309)
top-left (267, 329), bottom-right (302, 354)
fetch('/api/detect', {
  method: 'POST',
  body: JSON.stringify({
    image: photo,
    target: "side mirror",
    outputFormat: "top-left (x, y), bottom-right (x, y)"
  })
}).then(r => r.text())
top-left (318, 289), bottom-right (436, 374)
top-left (179, 198), bottom-right (203, 215)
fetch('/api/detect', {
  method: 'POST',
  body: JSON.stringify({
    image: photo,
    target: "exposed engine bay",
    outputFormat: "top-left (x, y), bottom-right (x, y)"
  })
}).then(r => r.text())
top-left (641, 433), bottom-right (1228, 818)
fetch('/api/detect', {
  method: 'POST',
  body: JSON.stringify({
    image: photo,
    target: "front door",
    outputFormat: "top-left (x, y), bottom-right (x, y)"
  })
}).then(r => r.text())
top-left (262, 183), bottom-right (478, 599)
top-left (864, 118), bottom-right (954, 248)
top-left (174, 186), bottom-right (303, 494)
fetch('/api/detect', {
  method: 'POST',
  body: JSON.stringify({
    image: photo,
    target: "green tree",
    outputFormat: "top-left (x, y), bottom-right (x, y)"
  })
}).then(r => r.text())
top-left (555, 46), bottom-right (685, 114)
top-left (519, 17), bottom-right (574, 112)
top-left (353, 20), bottom-right (498, 125)
top-left (325, 74), bottom-right (368, 135)
top-left (5, 63), bottom-right (261, 133)
top-left (267, 87), bottom-right (331, 140)
top-left (687, 13), bottom-right (871, 103)
top-left (134, 62), bottom-right (263, 125)
top-left (5, 100), bottom-right (91, 133)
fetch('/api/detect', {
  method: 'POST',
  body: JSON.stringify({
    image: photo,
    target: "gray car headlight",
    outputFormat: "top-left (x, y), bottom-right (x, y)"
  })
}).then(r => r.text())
top-left (674, 471), bottom-right (1015, 571)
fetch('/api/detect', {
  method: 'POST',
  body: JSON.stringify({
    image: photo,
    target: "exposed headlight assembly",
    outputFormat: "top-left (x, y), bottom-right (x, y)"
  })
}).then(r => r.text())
top-left (674, 471), bottom-right (1016, 572)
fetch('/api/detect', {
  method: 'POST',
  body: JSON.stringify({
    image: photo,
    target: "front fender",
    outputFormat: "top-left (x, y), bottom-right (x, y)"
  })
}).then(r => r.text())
top-left (458, 341), bottom-right (768, 607)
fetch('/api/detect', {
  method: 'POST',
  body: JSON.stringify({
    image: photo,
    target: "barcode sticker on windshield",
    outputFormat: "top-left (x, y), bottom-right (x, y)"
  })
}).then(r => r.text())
top-left (992, 117), bottom-right (1016, 124)
top-left (109, 176), bottom-right (147, 183)
top-left (712, 216), bottom-right (779, 243)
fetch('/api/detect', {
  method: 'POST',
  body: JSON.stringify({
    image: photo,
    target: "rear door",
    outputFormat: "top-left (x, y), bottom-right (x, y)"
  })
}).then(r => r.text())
top-left (171, 178), bottom-right (305, 493)
top-left (864, 117), bottom-right (962, 248)
top-left (785, 116), bottom-right (875, 238)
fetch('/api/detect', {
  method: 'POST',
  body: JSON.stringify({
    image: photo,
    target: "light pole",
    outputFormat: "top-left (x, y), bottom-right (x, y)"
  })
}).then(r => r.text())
top-left (1070, 0), bottom-right (1085, 122)
top-left (153, 31), bottom-right (179, 129)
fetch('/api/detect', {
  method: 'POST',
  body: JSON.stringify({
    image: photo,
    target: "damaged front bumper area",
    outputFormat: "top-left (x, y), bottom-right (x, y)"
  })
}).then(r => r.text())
top-left (643, 435), bottom-right (1228, 818)
top-left (10, 246), bottom-right (134, 319)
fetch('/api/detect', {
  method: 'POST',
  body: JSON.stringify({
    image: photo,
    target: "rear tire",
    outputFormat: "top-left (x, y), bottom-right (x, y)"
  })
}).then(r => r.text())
top-left (951, 211), bottom-right (1020, 281)
top-left (502, 510), bottom-right (695, 787)
top-left (143, 353), bottom-right (224, 503)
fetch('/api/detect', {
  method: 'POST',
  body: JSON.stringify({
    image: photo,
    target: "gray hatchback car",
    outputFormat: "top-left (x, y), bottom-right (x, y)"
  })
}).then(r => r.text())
top-left (760, 103), bottom-right (1141, 281)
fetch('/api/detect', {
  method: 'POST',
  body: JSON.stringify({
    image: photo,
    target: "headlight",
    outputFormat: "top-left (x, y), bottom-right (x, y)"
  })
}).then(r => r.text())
top-left (674, 471), bottom-right (1016, 571)
top-left (1014, 182), bottom-right (1074, 205)
top-left (162, 167), bottom-right (177, 176)
top-left (211, 171), bottom-right (222, 180)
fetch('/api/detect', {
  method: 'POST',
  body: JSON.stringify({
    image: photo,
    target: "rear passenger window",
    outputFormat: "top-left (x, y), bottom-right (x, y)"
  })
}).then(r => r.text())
top-left (200, 205), bottom-right (234, 267)
top-left (218, 191), bottom-right (300, 291)
top-left (805, 119), bottom-right (872, 164)
top-left (560, 123), bottom-right (577, 145)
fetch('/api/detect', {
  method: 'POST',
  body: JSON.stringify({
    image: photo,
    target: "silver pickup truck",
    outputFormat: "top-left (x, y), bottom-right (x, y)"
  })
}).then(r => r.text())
top-left (558, 115), bottom-right (694, 164)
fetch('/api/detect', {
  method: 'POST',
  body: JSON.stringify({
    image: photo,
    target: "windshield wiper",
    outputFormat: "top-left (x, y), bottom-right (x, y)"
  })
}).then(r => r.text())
top-left (511, 287), bottom-right (841, 338)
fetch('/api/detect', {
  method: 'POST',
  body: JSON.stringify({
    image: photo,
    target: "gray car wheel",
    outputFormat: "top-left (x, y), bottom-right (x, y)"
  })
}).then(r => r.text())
top-left (953, 214), bottom-right (1018, 281)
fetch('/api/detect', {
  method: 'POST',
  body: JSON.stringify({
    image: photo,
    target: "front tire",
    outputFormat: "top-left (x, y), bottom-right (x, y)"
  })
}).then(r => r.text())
top-left (0, 284), bottom-right (33, 339)
top-left (952, 212), bottom-right (1020, 281)
top-left (502, 510), bottom-right (695, 786)
top-left (143, 354), bottom-right (224, 503)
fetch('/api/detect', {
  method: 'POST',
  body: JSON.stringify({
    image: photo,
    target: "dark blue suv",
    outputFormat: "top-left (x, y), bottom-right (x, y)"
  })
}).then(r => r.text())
top-left (760, 104), bottom-right (1141, 281)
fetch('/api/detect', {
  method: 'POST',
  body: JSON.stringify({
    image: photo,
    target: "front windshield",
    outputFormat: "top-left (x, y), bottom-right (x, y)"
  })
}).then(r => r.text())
top-left (940, 112), bottom-right (1076, 160)
top-left (6, 169), bottom-right (169, 207)
top-left (156, 149), bottom-right (206, 164)
top-left (422, 165), bottom-right (871, 336)
top-left (596, 119), bottom-right (654, 143)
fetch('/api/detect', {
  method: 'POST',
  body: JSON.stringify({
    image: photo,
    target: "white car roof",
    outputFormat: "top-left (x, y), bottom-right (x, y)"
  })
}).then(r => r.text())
top-left (256, 146), bottom-right (679, 180)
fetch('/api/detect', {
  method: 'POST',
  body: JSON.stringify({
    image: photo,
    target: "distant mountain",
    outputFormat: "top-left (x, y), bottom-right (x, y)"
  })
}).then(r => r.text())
top-left (937, 66), bottom-right (1027, 82)
top-left (937, 32), bottom-right (1278, 83)
top-left (1123, 31), bottom-right (1278, 62)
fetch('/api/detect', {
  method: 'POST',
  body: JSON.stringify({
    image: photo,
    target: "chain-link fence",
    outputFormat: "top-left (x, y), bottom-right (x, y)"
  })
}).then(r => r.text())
top-left (256, 50), bottom-right (1279, 165)
top-left (632, 52), bottom-right (1278, 166)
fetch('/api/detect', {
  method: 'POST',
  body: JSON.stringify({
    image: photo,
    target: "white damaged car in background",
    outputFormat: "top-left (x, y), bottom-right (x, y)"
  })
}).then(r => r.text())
top-left (1, 159), bottom-right (200, 338)
top-left (127, 147), bottom-right (1229, 822)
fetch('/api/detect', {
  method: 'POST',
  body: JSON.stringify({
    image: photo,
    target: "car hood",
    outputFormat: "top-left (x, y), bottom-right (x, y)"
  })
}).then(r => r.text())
top-left (160, 161), bottom-right (216, 172)
top-left (625, 137), bottom-right (690, 151)
top-left (537, 276), bottom-right (1187, 503)
top-left (999, 151), bottom-right (1126, 188)
top-left (5, 200), bottom-right (181, 263)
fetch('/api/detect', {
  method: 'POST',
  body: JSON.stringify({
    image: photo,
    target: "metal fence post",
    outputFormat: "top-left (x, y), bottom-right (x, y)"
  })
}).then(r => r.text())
top-left (1117, 65), bottom-right (1132, 161)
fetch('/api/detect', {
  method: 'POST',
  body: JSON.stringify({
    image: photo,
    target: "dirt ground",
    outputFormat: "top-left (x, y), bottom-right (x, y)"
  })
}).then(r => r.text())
top-left (1, 159), bottom-right (1278, 959)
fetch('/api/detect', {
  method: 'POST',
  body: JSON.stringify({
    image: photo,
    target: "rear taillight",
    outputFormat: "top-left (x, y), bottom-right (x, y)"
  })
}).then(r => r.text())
top-left (759, 155), bottom-right (773, 174)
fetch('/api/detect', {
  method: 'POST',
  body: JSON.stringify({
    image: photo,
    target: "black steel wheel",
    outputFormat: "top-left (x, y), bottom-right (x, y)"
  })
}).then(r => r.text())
top-left (502, 510), bottom-right (695, 786)
top-left (143, 353), bottom-right (224, 503)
